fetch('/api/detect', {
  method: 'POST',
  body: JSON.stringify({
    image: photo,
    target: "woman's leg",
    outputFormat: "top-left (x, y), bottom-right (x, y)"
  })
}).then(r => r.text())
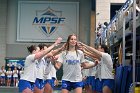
top-left (0, 78), bottom-right (4, 86)
top-left (102, 86), bottom-right (112, 93)
top-left (85, 85), bottom-right (92, 93)
top-left (9, 79), bottom-right (11, 86)
top-left (13, 78), bottom-right (16, 86)
top-left (74, 87), bottom-right (82, 93)
top-left (34, 86), bottom-right (44, 93)
top-left (44, 83), bottom-right (53, 93)
top-left (61, 89), bottom-right (69, 93)
top-left (102, 79), bottom-right (114, 93)
top-left (7, 78), bottom-right (9, 86)
top-left (16, 78), bottom-right (19, 86)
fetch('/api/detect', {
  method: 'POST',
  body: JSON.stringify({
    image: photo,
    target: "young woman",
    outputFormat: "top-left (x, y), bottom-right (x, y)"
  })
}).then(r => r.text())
top-left (19, 68), bottom-right (24, 79)
top-left (12, 67), bottom-right (19, 86)
top-left (53, 34), bottom-right (97, 93)
top-left (81, 58), bottom-right (97, 93)
top-left (43, 45), bottom-right (64, 93)
top-left (0, 66), bottom-right (6, 86)
top-left (34, 43), bottom-right (56, 93)
top-left (50, 64), bottom-right (57, 88)
top-left (79, 46), bottom-right (98, 93)
top-left (81, 66), bottom-right (89, 93)
top-left (79, 43), bottom-right (114, 93)
top-left (18, 38), bottom-right (62, 93)
top-left (43, 58), bottom-right (54, 93)
top-left (6, 68), bottom-right (12, 86)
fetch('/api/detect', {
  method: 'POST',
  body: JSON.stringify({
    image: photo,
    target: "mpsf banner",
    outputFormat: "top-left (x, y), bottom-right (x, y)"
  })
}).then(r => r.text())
top-left (17, 1), bottom-right (79, 42)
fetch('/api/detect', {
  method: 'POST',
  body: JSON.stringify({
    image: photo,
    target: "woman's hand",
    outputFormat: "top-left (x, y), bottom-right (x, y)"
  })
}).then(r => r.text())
top-left (54, 37), bottom-right (62, 46)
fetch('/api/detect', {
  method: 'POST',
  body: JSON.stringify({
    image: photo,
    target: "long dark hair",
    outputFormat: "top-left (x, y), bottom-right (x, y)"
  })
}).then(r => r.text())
top-left (27, 45), bottom-right (36, 53)
top-left (65, 34), bottom-right (79, 56)
top-left (100, 44), bottom-right (109, 53)
top-left (38, 43), bottom-right (48, 50)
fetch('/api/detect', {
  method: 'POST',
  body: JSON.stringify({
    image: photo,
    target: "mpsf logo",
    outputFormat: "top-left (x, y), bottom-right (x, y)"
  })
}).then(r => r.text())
top-left (32, 7), bottom-right (65, 37)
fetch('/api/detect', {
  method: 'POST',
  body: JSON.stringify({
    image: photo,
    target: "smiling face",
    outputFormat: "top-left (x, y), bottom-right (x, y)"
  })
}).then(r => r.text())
top-left (65, 34), bottom-right (78, 50)
top-left (65, 34), bottom-right (79, 51)
top-left (69, 35), bottom-right (77, 47)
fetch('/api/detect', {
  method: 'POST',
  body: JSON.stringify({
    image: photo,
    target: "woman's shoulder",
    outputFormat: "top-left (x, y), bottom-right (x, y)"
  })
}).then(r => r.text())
top-left (26, 54), bottom-right (35, 58)
top-left (25, 54), bottom-right (36, 61)
top-left (101, 52), bottom-right (111, 57)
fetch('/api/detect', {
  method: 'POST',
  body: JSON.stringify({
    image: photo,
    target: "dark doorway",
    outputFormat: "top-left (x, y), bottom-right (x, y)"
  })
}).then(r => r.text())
top-left (110, 4), bottom-right (123, 20)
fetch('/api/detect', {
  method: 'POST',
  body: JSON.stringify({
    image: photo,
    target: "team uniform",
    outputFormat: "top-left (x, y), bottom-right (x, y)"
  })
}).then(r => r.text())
top-left (85, 58), bottom-right (97, 91)
top-left (35, 58), bottom-right (51, 89)
top-left (43, 58), bottom-right (54, 88)
top-left (13, 69), bottom-right (19, 86)
top-left (57, 50), bottom-right (85, 91)
top-left (87, 67), bottom-right (97, 91)
top-left (18, 54), bottom-right (38, 92)
top-left (0, 69), bottom-right (6, 80)
top-left (6, 70), bottom-right (12, 86)
top-left (49, 63), bottom-right (57, 88)
top-left (0, 69), bottom-right (6, 86)
top-left (13, 70), bottom-right (19, 79)
top-left (6, 70), bottom-right (12, 80)
top-left (81, 68), bottom-right (89, 88)
top-left (35, 57), bottom-right (46, 89)
top-left (19, 69), bottom-right (24, 79)
top-left (95, 52), bottom-right (114, 92)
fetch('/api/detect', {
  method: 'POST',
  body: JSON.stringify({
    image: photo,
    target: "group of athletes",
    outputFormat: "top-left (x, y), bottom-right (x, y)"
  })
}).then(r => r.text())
top-left (0, 66), bottom-right (20, 87)
top-left (18, 34), bottom-right (114, 93)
